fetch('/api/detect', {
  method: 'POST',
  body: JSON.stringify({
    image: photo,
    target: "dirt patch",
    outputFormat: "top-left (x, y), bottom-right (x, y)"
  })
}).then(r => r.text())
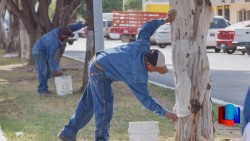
top-left (215, 122), bottom-right (242, 141)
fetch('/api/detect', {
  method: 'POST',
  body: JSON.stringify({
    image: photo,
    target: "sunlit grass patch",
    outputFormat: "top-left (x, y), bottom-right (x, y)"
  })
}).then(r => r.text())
top-left (0, 50), bottom-right (24, 66)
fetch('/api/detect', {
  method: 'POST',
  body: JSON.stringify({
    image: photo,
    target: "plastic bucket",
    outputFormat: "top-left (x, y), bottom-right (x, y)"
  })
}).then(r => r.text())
top-left (128, 121), bottom-right (159, 141)
top-left (55, 75), bottom-right (73, 96)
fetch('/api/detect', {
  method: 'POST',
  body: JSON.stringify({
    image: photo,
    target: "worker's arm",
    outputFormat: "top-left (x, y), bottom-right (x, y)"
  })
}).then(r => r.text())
top-left (127, 82), bottom-right (168, 117)
top-left (48, 43), bottom-right (61, 71)
top-left (68, 21), bottom-right (86, 32)
top-left (136, 19), bottom-right (165, 42)
top-left (137, 9), bottom-right (176, 42)
top-left (127, 82), bottom-right (177, 121)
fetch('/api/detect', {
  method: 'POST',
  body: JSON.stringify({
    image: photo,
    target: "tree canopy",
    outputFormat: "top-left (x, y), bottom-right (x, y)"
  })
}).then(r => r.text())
top-left (124, 0), bottom-right (142, 11)
top-left (78, 0), bottom-right (123, 20)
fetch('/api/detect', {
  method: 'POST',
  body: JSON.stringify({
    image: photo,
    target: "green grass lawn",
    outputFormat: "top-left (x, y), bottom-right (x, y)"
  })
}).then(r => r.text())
top-left (0, 49), bottom-right (242, 141)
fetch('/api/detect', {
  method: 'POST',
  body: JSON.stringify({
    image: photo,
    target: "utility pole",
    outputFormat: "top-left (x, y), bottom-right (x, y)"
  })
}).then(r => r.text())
top-left (81, 0), bottom-right (104, 90)
top-left (93, 0), bottom-right (104, 52)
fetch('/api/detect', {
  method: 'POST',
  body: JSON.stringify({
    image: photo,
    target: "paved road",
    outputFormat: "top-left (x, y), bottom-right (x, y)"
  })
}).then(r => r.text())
top-left (64, 38), bottom-right (250, 106)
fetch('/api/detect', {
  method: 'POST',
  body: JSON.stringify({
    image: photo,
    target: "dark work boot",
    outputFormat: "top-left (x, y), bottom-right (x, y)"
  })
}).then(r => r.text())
top-left (58, 133), bottom-right (76, 141)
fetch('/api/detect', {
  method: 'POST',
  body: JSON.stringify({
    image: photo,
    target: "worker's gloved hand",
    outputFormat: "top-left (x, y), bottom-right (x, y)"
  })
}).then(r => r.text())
top-left (166, 9), bottom-right (177, 23)
top-left (166, 112), bottom-right (178, 122)
top-left (51, 70), bottom-right (64, 77)
top-left (57, 70), bottom-right (64, 76)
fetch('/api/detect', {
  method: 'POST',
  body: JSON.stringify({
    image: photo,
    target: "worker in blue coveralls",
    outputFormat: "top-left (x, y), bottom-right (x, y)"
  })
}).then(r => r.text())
top-left (58, 9), bottom-right (177, 141)
top-left (32, 22), bottom-right (85, 96)
top-left (242, 86), bottom-right (250, 135)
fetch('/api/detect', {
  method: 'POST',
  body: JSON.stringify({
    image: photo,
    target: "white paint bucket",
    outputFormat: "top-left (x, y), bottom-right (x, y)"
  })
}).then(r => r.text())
top-left (55, 75), bottom-right (73, 96)
top-left (0, 126), bottom-right (7, 141)
top-left (128, 121), bottom-right (159, 141)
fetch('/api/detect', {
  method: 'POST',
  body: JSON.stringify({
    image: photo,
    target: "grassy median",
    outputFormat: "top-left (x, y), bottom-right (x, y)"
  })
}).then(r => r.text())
top-left (0, 49), bottom-right (241, 141)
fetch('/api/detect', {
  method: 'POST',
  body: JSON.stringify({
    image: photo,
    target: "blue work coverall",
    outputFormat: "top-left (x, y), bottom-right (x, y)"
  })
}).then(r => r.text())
top-left (32, 22), bottom-right (84, 94)
top-left (59, 19), bottom-right (169, 141)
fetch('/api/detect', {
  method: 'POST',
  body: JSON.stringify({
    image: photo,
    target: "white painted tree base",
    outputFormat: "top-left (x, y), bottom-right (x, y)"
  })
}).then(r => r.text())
top-left (170, 0), bottom-right (214, 140)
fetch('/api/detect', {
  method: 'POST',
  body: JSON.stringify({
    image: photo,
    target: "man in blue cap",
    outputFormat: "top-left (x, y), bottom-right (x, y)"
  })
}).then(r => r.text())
top-left (32, 22), bottom-right (85, 96)
top-left (58, 9), bottom-right (177, 141)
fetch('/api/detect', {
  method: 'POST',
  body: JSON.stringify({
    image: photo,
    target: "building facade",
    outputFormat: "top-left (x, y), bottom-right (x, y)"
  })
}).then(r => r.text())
top-left (142, 0), bottom-right (250, 24)
top-left (211, 0), bottom-right (250, 24)
top-left (142, 0), bottom-right (170, 13)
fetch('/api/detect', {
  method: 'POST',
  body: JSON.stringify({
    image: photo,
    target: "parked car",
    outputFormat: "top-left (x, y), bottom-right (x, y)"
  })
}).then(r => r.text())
top-left (232, 21), bottom-right (250, 55)
top-left (81, 20), bottom-right (112, 39)
top-left (216, 20), bottom-right (250, 54)
top-left (75, 27), bottom-right (84, 37)
top-left (3, 23), bottom-right (8, 33)
top-left (207, 16), bottom-right (231, 52)
top-left (103, 20), bottom-right (112, 39)
top-left (155, 23), bottom-right (171, 48)
top-left (3, 23), bottom-right (8, 39)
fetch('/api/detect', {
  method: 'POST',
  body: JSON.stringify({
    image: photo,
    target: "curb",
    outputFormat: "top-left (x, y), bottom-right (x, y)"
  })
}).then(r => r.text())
top-left (63, 54), bottom-right (84, 62)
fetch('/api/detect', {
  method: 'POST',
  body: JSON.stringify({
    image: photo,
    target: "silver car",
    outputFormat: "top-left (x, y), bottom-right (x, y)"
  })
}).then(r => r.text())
top-left (135, 27), bottom-right (157, 45)
top-left (155, 23), bottom-right (171, 48)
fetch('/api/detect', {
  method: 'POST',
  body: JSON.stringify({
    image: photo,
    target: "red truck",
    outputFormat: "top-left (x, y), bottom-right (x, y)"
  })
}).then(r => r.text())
top-left (109, 11), bottom-right (166, 42)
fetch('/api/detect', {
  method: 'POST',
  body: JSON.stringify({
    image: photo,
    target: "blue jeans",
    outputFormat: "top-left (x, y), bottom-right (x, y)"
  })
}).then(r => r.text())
top-left (32, 54), bottom-right (50, 93)
top-left (59, 61), bottom-right (114, 141)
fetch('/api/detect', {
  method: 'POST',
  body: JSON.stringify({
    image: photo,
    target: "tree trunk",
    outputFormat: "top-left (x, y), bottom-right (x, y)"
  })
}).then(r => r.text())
top-left (170, 0), bottom-right (215, 141)
top-left (16, 0), bottom-right (35, 64)
top-left (19, 19), bottom-right (30, 62)
top-left (0, 0), bottom-right (7, 49)
top-left (81, 0), bottom-right (95, 91)
top-left (6, 11), bottom-right (19, 53)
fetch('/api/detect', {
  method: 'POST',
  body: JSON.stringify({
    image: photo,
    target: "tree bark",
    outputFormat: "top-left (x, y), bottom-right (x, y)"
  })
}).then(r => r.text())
top-left (6, 11), bottom-right (20, 53)
top-left (19, 20), bottom-right (30, 61)
top-left (170, 0), bottom-right (215, 140)
top-left (16, 0), bottom-right (35, 64)
top-left (81, 0), bottom-right (95, 91)
top-left (0, 0), bottom-right (7, 49)
top-left (55, 0), bottom-right (84, 65)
